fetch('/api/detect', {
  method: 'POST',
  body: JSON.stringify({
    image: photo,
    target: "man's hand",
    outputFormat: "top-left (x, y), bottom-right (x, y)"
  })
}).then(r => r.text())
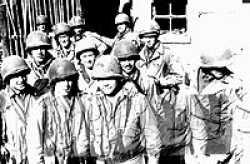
top-left (159, 76), bottom-right (183, 87)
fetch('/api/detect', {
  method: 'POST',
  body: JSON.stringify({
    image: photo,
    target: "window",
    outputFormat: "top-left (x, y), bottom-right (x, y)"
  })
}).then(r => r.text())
top-left (243, 0), bottom-right (250, 3)
top-left (152, 0), bottom-right (190, 43)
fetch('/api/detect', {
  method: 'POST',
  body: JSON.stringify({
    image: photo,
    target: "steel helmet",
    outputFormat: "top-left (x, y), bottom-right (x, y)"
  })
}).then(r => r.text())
top-left (113, 40), bottom-right (140, 61)
top-left (137, 19), bottom-right (160, 38)
top-left (115, 13), bottom-right (130, 25)
top-left (92, 55), bottom-right (122, 79)
top-left (69, 16), bottom-right (85, 28)
top-left (53, 23), bottom-right (72, 39)
top-left (75, 38), bottom-right (98, 60)
top-left (1, 55), bottom-right (30, 82)
top-left (200, 48), bottom-right (234, 69)
top-left (25, 31), bottom-right (51, 51)
top-left (36, 15), bottom-right (50, 25)
top-left (48, 59), bottom-right (78, 84)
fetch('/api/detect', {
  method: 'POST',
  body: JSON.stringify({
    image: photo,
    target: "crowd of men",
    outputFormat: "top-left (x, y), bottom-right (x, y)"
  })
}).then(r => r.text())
top-left (0, 12), bottom-right (249, 164)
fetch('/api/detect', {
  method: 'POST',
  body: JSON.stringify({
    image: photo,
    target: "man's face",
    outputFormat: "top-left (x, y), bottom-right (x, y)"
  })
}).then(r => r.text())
top-left (97, 79), bottom-right (118, 95)
top-left (79, 51), bottom-right (96, 70)
top-left (73, 27), bottom-right (84, 41)
top-left (116, 23), bottom-right (127, 34)
top-left (54, 80), bottom-right (73, 97)
top-left (201, 67), bottom-right (225, 81)
top-left (141, 35), bottom-right (157, 49)
top-left (120, 59), bottom-right (136, 75)
top-left (58, 34), bottom-right (71, 48)
top-left (9, 74), bottom-right (27, 92)
top-left (37, 24), bottom-right (47, 32)
top-left (30, 47), bottom-right (46, 65)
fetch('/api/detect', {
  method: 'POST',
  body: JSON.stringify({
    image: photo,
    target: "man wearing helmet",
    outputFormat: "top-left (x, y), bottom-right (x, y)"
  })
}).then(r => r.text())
top-left (36, 15), bottom-right (51, 34)
top-left (35, 15), bottom-right (57, 49)
top-left (100, 13), bottom-right (140, 50)
top-left (136, 19), bottom-right (188, 164)
top-left (74, 37), bottom-right (99, 92)
top-left (25, 31), bottom-right (55, 95)
top-left (83, 55), bottom-right (161, 164)
top-left (0, 56), bottom-right (42, 164)
top-left (184, 47), bottom-right (241, 164)
top-left (112, 40), bottom-right (154, 97)
top-left (69, 16), bottom-right (109, 55)
top-left (33, 59), bottom-right (89, 164)
top-left (53, 23), bottom-right (75, 62)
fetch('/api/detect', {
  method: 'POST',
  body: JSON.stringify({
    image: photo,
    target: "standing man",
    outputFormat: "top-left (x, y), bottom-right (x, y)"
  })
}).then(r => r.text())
top-left (35, 59), bottom-right (89, 164)
top-left (112, 40), bottom-right (154, 96)
top-left (53, 23), bottom-right (75, 62)
top-left (84, 55), bottom-right (161, 164)
top-left (35, 15), bottom-right (57, 49)
top-left (75, 37), bottom-right (99, 92)
top-left (137, 20), bottom-right (188, 164)
top-left (25, 31), bottom-right (54, 95)
top-left (36, 15), bottom-right (51, 34)
top-left (0, 56), bottom-right (42, 164)
top-left (69, 16), bottom-right (109, 55)
top-left (185, 48), bottom-right (238, 164)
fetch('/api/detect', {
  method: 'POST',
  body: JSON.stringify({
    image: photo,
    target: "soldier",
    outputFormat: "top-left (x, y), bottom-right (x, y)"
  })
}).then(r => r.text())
top-left (103, 13), bottom-right (140, 49)
top-left (35, 59), bottom-right (89, 164)
top-left (75, 37), bottom-right (99, 92)
top-left (69, 16), bottom-right (109, 55)
top-left (36, 15), bottom-right (51, 34)
top-left (83, 55), bottom-right (161, 164)
top-left (112, 39), bottom-right (154, 96)
top-left (35, 15), bottom-right (57, 49)
top-left (25, 31), bottom-right (55, 95)
top-left (136, 19), bottom-right (188, 164)
top-left (53, 23), bottom-right (75, 61)
top-left (185, 47), bottom-right (240, 164)
top-left (113, 13), bottom-right (133, 45)
top-left (0, 56), bottom-right (42, 164)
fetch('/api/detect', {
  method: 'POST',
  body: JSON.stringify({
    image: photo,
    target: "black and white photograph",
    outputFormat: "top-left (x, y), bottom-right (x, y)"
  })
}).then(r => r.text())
top-left (0, 0), bottom-right (249, 164)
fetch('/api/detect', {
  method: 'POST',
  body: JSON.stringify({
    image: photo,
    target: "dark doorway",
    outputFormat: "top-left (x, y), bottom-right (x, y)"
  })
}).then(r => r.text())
top-left (83, 0), bottom-right (120, 38)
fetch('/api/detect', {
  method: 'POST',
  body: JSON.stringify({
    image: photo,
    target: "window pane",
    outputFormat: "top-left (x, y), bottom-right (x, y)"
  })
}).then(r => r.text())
top-left (155, 18), bottom-right (170, 31)
top-left (172, 1), bottom-right (187, 15)
top-left (172, 18), bottom-right (187, 33)
top-left (154, 0), bottom-right (170, 15)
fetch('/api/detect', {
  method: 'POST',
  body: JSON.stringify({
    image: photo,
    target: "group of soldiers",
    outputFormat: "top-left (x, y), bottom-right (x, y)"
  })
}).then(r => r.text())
top-left (0, 12), bottom-right (249, 164)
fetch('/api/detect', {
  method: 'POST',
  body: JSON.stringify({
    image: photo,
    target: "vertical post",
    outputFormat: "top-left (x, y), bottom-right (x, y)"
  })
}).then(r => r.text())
top-left (49, 0), bottom-right (54, 25)
top-left (66, 0), bottom-right (70, 22)
top-left (53, 0), bottom-right (59, 23)
top-left (71, 0), bottom-right (75, 17)
top-left (6, 14), bottom-right (13, 56)
top-left (15, 3), bottom-right (25, 58)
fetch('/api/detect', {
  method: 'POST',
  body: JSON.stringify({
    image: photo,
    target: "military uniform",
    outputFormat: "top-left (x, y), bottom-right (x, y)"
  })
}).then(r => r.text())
top-left (137, 20), bottom-right (187, 164)
top-left (34, 59), bottom-right (89, 164)
top-left (25, 31), bottom-right (55, 95)
top-left (53, 23), bottom-right (75, 62)
top-left (84, 55), bottom-right (161, 164)
top-left (69, 16), bottom-right (109, 55)
top-left (185, 48), bottom-right (239, 164)
top-left (0, 56), bottom-right (42, 164)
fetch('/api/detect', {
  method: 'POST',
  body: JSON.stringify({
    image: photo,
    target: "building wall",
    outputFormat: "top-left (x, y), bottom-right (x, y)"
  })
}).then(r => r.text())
top-left (162, 0), bottom-right (250, 67)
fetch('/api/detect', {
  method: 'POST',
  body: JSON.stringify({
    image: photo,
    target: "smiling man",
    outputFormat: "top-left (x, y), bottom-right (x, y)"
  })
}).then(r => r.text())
top-left (0, 55), bottom-right (42, 164)
top-left (83, 55), bottom-right (161, 164)
top-left (112, 40), bottom-right (154, 96)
